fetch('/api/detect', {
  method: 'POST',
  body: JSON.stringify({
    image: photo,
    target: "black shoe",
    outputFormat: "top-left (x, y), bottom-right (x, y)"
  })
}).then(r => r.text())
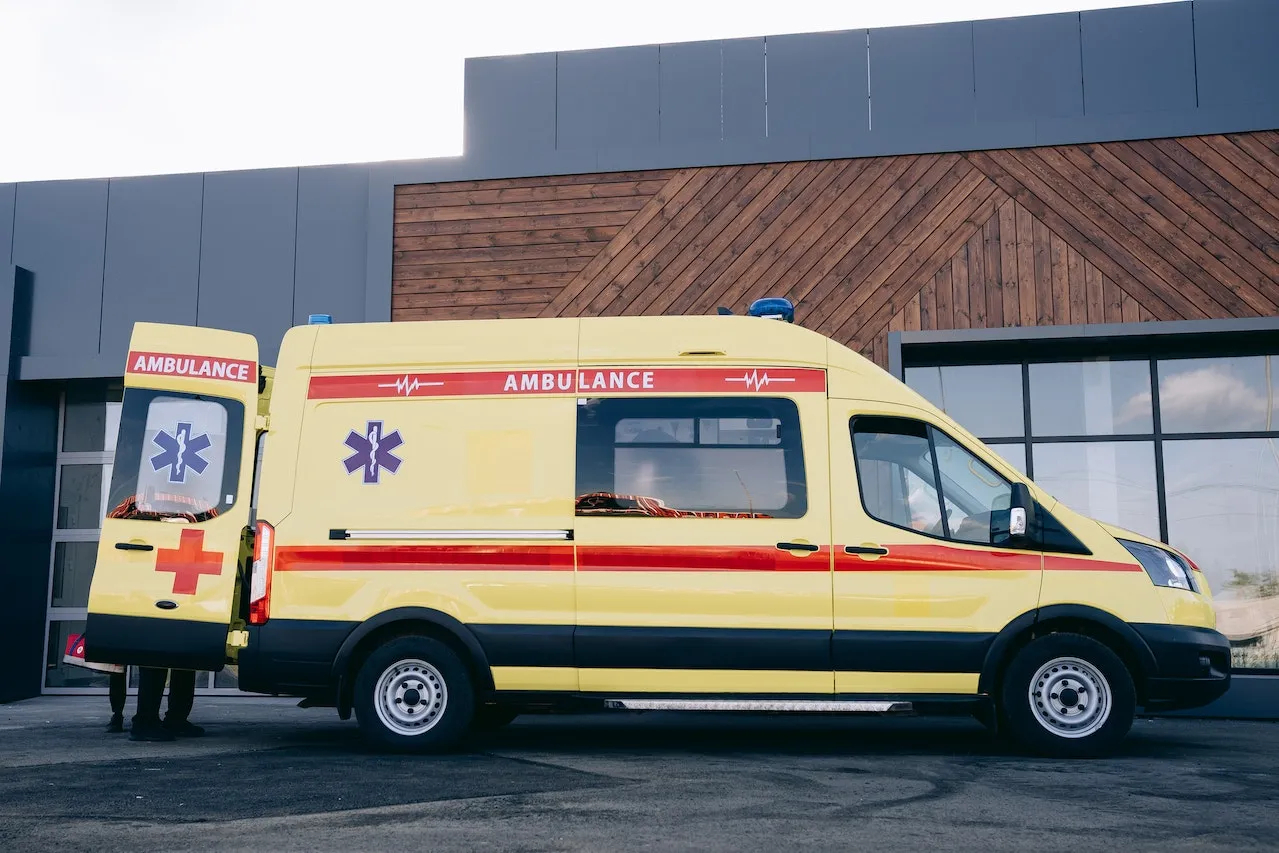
top-left (106, 713), bottom-right (124, 734)
top-left (163, 718), bottom-right (205, 738)
top-left (129, 720), bottom-right (175, 742)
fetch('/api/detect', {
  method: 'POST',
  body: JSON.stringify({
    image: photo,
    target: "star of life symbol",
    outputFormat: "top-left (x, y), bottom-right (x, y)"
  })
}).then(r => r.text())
top-left (377, 375), bottom-right (445, 397)
top-left (724, 370), bottom-right (796, 392)
top-left (343, 420), bottom-right (404, 484)
top-left (150, 422), bottom-right (211, 484)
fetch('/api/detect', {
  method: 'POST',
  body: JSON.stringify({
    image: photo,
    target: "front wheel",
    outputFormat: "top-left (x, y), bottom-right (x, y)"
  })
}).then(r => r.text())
top-left (1000, 633), bottom-right (1135, 758)
top-left (353, 636), bottom-right (475, 752)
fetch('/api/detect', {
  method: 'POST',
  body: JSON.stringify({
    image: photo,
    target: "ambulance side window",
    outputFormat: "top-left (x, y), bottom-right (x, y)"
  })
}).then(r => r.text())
top-left (575, 396), bottom-right (807, 518)
top-left (105, 389), bottom-right (245, 523)
top-left (851, 416), bottom-right (1013, 546)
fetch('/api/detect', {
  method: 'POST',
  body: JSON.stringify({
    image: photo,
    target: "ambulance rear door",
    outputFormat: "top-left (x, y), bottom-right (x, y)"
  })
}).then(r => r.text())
top-left (85, 323), bottom-right (260, 671)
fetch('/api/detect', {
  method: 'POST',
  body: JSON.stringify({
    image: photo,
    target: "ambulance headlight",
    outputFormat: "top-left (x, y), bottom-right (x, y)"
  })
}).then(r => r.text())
top-left (1119, 540), bottom-right (1197, 592)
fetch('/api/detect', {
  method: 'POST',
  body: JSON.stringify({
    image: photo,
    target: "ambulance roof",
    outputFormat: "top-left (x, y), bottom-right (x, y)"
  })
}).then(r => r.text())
top-left (289, 314), bottom-right (917, 405)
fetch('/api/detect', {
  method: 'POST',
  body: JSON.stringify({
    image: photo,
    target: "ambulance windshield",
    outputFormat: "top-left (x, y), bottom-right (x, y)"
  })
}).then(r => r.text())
top-left (104, 389), bottom-right (245, 522)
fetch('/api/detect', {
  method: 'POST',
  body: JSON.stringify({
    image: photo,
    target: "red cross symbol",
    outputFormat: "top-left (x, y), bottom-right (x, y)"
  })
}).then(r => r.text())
top-left (155, 529), bottom-right (224, 595)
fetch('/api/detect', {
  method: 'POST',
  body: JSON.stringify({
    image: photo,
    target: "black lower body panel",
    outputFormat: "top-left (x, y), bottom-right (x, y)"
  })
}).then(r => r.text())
top-left (239, 620), bottom-right (356, 696)
top-left (84, 613), bottom-right (227, 672)
top-left (1132, 623), bottom-right (1231, 710)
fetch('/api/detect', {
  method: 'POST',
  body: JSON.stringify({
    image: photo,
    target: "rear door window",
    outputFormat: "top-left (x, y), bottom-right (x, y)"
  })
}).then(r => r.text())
top-left (106, 389), bottom-right (245, 522)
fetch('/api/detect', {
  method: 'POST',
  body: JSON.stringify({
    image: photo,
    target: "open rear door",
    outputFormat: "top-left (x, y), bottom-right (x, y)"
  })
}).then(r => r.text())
top-left (85, 323), bottom-right (260, 671)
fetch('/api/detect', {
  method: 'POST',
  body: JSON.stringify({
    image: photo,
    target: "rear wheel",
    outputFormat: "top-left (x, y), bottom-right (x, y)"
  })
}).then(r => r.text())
top-left (353, 636), bottom-right (475, 752)
top-left (1000, 633), bottom-right (1135, 758)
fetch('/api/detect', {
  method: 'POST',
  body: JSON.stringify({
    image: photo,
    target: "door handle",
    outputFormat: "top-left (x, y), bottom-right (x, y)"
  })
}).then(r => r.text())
top-left (777, 542), bottom-right (820, 552)
top-left (115, 542), bottom-right (154, 552)
top-left (844, 545), bottom-right (889, 556)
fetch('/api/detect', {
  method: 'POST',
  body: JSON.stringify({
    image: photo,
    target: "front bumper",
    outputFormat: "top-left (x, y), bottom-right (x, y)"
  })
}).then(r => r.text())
top-left (1132, 623), bottom-right (1232, 711)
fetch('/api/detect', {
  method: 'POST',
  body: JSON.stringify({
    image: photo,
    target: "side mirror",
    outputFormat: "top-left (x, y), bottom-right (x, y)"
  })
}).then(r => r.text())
top-left (1009, 482), bottom-right (1034, 540)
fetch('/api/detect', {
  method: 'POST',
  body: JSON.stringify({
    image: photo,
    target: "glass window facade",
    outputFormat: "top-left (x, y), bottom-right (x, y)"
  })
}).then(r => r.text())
top-left (44, 382), bottom-right (237, 694)
top-left (906, 354), bottom-right (1279, 671)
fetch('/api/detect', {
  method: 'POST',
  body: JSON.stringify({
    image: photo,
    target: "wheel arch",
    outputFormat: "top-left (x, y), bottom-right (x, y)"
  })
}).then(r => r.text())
top-left (979, 604), bottom-right (1158, 702)
top-left (332, 607), bottom-right (495, 719)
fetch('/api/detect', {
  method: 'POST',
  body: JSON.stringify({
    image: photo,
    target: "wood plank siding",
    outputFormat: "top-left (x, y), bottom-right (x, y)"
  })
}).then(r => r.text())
top-left (392, 132), bottom-right (1279, 367)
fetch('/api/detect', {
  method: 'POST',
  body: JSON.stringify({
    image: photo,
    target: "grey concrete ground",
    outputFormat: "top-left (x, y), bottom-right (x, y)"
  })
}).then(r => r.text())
top-left (1, 697), bottom-right (1276, 852)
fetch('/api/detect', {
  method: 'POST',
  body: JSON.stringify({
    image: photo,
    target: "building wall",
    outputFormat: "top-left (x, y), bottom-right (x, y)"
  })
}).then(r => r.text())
top-left (392, 131), bottom-right (1279, 363)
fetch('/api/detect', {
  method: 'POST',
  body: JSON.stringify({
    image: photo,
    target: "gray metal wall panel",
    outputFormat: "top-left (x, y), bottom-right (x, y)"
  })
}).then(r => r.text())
top-left (1081, 2), bottom-right (1197, 115)
top-left (556, 46), bottom-right (659, 151)
top-left (196, 168), bottom-right (297, 365)
top-left (721, 38), bottom-right (766, 144)
top-left (294, 165), bottom-right (369, 326)
top-left (99, 173), bottom-right (203, 363)
top-left (11, 180), bottom-right (107, 357)
top-left (1194, 0), bottom-right (1279, 109)
top-left (974, 13), bottom-right (1084, 121)
top-left (765, 31), bottom-right (868, 147)
top-left (869, 22), bottom-right (975, 133)
top-left (464, 54), bottom-right (557, 154)
top-left (658, 41), bottom-right (722, 144)
top-left (0, 185), bottom-right (14, 269)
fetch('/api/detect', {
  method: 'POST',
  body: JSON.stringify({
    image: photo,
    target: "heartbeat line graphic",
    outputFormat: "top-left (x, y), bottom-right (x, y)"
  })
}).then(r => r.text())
top-left (724, 371), bottom-right (796, 392)
top-left (377, 375), bottom-right (445, 396)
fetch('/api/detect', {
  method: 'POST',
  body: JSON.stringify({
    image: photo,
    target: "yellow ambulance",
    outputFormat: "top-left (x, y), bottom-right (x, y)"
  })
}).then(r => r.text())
top-left (85, 300), bottom-right (1230, 757)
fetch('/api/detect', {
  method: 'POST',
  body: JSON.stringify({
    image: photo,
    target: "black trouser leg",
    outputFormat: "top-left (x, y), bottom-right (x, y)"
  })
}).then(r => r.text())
top-left (165, 670), bottom-right (196, 723)
top-left (109, 670), bottom-right (126, 716)
top-left (134, 667), bottom-right (167, 725)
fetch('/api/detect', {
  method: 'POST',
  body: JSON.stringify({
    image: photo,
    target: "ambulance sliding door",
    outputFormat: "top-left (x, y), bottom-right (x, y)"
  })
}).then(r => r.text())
top-left (571, 369), bottom-right (833, 696)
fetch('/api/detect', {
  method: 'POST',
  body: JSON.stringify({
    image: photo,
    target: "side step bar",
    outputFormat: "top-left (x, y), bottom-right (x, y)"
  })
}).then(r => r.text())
top-left (604, 699), bottom-right (913, 713)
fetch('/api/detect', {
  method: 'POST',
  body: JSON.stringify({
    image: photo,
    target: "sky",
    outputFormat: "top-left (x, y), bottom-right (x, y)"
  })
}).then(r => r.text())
top-left (0, 0), bottom-right (1177, 183)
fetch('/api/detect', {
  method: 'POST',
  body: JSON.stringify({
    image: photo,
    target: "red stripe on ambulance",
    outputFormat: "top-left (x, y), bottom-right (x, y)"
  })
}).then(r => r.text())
top-left (127, 350), bottom-right (257, 383)
top-left (307, 366), bottom-right (826, 399)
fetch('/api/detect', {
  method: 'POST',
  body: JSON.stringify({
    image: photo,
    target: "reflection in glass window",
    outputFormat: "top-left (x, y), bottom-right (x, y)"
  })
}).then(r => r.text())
top-left (932, 431), bottom-right (1013, 544)
top-left (62, 383), bottom-right (124, 453)
top-left (852, 417), bottom-right (1013, 545)
top-left (576, 397), bottom-right (806, 518)
top-left (1029, 360), bottom-right (1152, 436)
top-left (57, 465), bottom-right (104, 529)
top-left (50, 541), bottom-right (99, 608)
top-left (45, 620), bottom-right (111, 689)
top-left (988, 443), bottom-right (1027, 474)
top-left (853, 420), bottom-right (942, 532)
top-left (1157, 356), bottom-right (1279, 434)
top-left (1032, 442), bottom-right (1160, 540)
top-left (904, 364), bottom-right (1024, 439)
top-left (1164, 439), bottom-right (1279, 670)
top-left (615, 419), bottom-right (694, 444)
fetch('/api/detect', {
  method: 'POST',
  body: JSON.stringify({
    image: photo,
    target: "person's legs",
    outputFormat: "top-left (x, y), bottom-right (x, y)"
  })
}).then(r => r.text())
top-left (130, 668), bottom-right (175, 742)
top-left (163, 670), bottom-right (204, 736)
top-left (106, 669), bottom-right (126, 733)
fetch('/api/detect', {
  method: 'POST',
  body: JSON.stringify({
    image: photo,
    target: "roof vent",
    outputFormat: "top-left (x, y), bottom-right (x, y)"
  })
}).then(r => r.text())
top-left (307, 314), bottom-right (333, 325)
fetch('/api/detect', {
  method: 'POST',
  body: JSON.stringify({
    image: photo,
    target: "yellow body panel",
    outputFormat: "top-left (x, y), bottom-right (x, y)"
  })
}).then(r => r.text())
top-left (578, 668), bottom-right (833, 694)
top-left (835, 672), bottom-right (979, 694)
top-left (491, 667), bottom-right (578, 691)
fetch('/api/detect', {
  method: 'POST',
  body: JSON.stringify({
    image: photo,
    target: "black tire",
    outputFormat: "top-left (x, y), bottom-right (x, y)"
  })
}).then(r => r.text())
top-left (353, 636), bottom-right (475, 753)
top-left (999, 632), bottom-right (1135, 758)
top-left (470, 703), bottom-right (520, 733)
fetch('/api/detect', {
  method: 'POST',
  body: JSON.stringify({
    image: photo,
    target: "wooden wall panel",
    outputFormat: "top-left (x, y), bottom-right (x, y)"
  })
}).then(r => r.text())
top-left (393, 132), bottom-right (1279, 368)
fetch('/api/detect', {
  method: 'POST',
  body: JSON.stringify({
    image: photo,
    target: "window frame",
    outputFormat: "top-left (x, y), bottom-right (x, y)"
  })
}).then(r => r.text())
top-left (849, 414), bottom-right (1021, 548)
top-left (105, 388), bottom-right (247, 524)
top-left (575, 395), bottom-right (809, 519)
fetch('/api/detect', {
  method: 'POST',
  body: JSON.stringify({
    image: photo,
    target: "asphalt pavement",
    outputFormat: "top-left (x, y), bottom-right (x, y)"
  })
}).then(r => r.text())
top-left (1, 696), bottom-right (1276, 852)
